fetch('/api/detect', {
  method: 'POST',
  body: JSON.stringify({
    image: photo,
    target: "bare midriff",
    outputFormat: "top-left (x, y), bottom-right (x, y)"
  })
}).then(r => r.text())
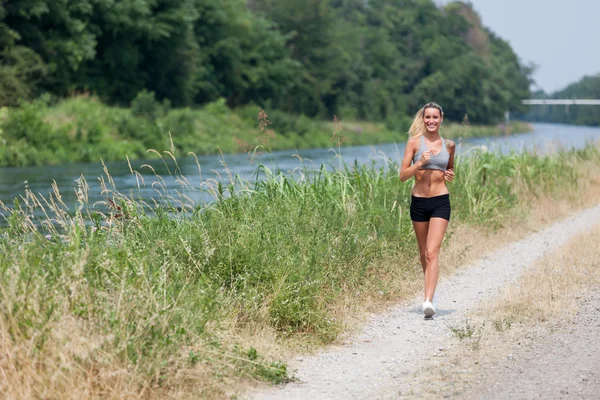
top-left (412, 169), bottom-right (449, 197)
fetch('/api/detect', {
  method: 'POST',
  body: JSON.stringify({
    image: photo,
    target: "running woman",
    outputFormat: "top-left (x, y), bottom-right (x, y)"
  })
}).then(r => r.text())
top-left (400, 102), bottom-right (455, 318)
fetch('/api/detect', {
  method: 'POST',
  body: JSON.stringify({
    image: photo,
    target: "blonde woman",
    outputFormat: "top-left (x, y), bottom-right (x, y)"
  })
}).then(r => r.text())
top-left (400, 102), bottom-right (455, 319)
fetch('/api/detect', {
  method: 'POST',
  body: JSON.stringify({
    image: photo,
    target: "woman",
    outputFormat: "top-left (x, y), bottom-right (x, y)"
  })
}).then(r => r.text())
top-left (400, 102), bottom-right (455, 319)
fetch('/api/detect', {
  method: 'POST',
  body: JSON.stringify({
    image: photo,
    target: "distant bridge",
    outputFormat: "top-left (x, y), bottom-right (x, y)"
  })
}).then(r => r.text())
top-left (503, 99), bottom-right (600, 123)
top-left (522, 99), bottom-right (600, 105)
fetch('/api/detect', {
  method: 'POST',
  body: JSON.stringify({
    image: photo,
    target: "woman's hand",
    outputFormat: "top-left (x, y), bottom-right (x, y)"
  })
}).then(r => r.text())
top-left (418, 150), bottom-right (431, 167)
top-left (444, 168), bottom-right (455, 182)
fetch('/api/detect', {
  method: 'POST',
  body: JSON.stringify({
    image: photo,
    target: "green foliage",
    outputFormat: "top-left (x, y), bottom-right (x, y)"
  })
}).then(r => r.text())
top-left (0, 0), bottom-right (536, 167)
top-left (193, 0), bottom-right (300, 107)
top-left (0, 46), bottom-right (47, 106)
top-left (449, 319), bottom-right (485, 349)
top-left (0, 96), bottom-right (531, 167)
top-left (278, 0), bottom-right (531, 122)
top-left (0, 0), bottom-right (531, 125)
top-left (0, 98), bottom-right (72, 165)
top-left (450, 319), bottom-right (477, 339)
top-left (1, 0), bottom-right (98, 95)
top-left (131, 90), bottom-right (170, 122)
top-left (234, 345), bottom-right (290, 383)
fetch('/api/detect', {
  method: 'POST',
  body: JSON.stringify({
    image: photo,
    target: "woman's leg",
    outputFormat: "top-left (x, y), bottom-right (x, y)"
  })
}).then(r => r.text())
top-left (412, 220), bottom-right (429, 281)
top-left (424, 217), bottom-right (449, 302)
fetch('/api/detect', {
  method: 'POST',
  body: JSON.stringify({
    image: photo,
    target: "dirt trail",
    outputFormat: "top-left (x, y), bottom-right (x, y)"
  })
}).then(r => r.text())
top-left (463, 290), bottom-right (600, 400)
top-left (249, 203), bottom-right (600, 400)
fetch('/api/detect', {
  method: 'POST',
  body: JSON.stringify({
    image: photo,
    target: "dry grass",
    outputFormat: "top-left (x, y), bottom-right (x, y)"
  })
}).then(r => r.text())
top-left (0, 312), bottom-right (288, 400)
top-left (0, 314), bottom-right (141, 400)
top-left (484, 224), bottom-right (600, 327)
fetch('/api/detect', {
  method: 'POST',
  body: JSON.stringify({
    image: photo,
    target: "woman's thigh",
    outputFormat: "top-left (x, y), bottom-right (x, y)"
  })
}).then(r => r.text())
top-left (426, 217), bottom-right (449, 251)
top-left (412, 221), bottom-right (429, 248)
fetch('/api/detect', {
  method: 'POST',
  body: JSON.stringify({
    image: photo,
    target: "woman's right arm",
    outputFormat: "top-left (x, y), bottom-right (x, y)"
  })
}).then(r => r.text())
top-left (399, 137), bottom-right (429, 182)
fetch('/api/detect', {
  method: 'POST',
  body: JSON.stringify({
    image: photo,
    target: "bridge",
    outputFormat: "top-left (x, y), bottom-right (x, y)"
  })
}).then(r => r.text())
top-left (522, 99), bottom-right (600, 105)
top-left (502, 98), bottom-right (600, 123)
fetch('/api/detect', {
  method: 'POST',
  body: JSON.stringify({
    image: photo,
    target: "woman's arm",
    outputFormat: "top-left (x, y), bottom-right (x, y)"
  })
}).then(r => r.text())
top-left (400, 137), bottom-right (429, 182)
top-left (444, 139), bottom-right (456, 182)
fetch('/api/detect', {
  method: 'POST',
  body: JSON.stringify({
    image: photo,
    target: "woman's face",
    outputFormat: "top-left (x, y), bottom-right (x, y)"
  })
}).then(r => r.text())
top-left (423, 107), bottom-right (443, 133)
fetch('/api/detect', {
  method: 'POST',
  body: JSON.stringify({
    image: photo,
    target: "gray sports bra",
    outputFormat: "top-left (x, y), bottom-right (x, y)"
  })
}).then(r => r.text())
top-left (412, 135), bottom-right (449, 171)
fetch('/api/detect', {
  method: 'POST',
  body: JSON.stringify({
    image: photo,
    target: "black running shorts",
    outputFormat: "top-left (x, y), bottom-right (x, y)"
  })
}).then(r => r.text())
top-left (410, 194), bottom-right (451, 222)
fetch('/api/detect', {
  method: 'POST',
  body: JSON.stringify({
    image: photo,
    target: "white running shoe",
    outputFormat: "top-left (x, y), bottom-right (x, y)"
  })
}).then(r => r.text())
top-left (423, 300), bottom-right (436, 319)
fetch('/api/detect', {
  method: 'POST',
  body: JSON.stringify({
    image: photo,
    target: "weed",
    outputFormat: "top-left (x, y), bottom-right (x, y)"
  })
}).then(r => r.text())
top-left (449, 319), bottom-right (477, 340)
top-left (232, 345), bottom-right (290, 384)
top-left (449, 320), bottom-right (485, 350)
top-left (493, 316), bottom-right (514, 332)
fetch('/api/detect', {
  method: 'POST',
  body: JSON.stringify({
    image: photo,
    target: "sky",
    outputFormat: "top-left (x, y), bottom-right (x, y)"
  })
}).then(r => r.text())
top-left (437, 0), bottom-right (600, 94)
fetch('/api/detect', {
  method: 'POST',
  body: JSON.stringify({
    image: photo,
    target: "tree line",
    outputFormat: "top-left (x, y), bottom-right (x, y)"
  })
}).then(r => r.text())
top-left (526, 74), bottom-right (600, 126)
top-left (0, 0), bottom-right (533, 124)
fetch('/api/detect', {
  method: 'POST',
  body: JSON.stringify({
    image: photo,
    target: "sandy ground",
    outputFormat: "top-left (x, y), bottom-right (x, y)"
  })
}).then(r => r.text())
top-left (248, 203), bottom-right (600, 400)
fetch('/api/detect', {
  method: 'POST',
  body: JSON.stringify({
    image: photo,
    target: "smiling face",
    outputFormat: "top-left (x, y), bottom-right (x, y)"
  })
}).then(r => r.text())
top-left (423, 107), bottom-right (443, 134)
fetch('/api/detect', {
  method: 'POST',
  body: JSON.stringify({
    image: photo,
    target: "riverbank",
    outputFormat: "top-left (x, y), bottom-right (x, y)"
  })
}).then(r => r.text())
top-left (0, 95), bottom-right (531, 167)
top-left (0, 142), bottom-right (597, 399)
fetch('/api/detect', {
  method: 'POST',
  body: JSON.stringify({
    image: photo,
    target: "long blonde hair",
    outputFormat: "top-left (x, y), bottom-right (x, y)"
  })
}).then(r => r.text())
top-left (408, 102), bottom-right (444, 137)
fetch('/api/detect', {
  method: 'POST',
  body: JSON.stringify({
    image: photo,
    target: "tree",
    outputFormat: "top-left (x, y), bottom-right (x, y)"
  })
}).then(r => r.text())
top-left (256, 0), bottom-right (351, 117)
top-left (2, 0), bottom-right (98, 94)
top-left (0, 0), bottom-right (533, 124)
top-left (193, 0), bottom-right (299, 108)
top-left (72, 0), bottom-right (201, 105)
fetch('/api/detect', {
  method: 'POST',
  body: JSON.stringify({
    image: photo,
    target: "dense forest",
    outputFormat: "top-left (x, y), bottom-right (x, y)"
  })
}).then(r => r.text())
top-left (0, 0), bottom-right (533, 124)
top-left (526, 73), bottom-right (600, 126)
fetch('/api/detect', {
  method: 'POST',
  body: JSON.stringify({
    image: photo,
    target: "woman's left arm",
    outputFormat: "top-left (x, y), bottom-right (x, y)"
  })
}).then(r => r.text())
top-left (444, 140), bottom-right (456, 182)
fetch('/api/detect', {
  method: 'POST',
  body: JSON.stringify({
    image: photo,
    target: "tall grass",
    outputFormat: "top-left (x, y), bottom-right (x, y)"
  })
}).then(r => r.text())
top-left (0, 139), bottom-right (598, 398)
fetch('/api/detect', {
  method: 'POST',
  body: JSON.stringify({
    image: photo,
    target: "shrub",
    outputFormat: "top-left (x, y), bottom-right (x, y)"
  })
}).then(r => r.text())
top-left (131, 90), bottom-right (170, 122)
top-left (1, 99), bottom-right (69, 151)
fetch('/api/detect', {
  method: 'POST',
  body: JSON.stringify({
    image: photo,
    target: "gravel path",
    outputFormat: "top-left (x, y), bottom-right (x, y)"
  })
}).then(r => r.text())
top-left (249, 203), bottom-right (600, 400)
top-left (467, 290), bottom-right (600, 400)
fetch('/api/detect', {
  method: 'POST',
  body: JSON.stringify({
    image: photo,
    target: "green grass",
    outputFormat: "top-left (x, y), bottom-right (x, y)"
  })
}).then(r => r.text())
top-left (0, 95), bottom-right (531, 167)
top-left (0, 140), bottom-right (596, 396)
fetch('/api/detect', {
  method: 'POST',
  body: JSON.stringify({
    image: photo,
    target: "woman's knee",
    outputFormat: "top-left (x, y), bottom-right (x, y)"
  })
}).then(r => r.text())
top-left (425, 248), bottom-right (439, 262)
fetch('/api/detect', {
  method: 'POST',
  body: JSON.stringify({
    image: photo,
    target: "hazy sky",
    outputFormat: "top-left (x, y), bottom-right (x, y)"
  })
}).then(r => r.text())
top-left (438, 0), bottom-right (600, 93)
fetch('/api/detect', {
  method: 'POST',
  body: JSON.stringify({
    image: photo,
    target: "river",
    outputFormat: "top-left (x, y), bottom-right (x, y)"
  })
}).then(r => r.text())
top-left (0, 123), bottom-right (598, 215)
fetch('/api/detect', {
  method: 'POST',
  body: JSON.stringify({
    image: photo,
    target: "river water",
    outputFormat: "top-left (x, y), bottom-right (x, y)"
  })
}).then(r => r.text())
top-left (0, 123), bottom-right (598, 214)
